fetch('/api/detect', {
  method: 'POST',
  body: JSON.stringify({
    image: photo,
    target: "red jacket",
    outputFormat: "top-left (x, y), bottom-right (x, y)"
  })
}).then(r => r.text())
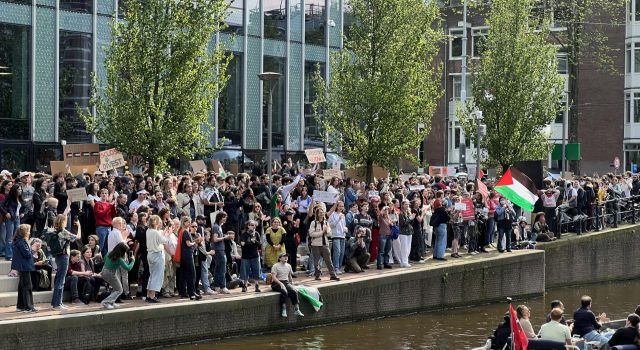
top-left (93, 201), bottom-right (116, 227)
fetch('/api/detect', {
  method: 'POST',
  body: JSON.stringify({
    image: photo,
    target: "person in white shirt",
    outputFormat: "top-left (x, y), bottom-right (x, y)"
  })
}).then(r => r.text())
top-left (107, 217), bottom-right (131, 298)
top-left (145, 215), bottom-right (168, 303)
top-left (129, 190), bottom-right (150, 214)
top-left (270, 253), bottom-right (304, 318)
top-left (328, 201), bottom-right (347, 274)
top-left (539, 308), bottom-right (572, 346)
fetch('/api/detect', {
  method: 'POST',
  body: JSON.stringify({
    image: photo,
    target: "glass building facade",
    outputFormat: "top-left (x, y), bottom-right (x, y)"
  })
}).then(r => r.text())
top-left (0, 0), bottom-right (344, 171)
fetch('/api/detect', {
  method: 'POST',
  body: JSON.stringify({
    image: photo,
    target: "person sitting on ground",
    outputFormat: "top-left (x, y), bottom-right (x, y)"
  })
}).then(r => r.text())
top-left (80, 245), bottom-right (103, 302)
top-left (608, 313), bottom-right (640, 347)
top-left (344, 227), bottom-right (371, 273)
top-left (270, 253), bottom-right (304, 318)
top-left (539, 308), bottom-right (572, 346)
top-left (532, 212), bottom-right (556, 242)
top-left (517, 305), bottom-right (538, 339)
top-left (29, 238), bottom-right (52, 291)
top-left (545, 300), bottom-right (568, 326)
top-left (66, 249), bottom-right (94, 305)
top-left (86, 234), bottom-right (103, 272)
top-left (572, 295), bottom-right (612, 345)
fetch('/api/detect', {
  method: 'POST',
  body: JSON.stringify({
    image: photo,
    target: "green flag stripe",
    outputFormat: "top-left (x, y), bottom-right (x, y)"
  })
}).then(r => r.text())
top-left (495, 185), bottom-right (534, 212)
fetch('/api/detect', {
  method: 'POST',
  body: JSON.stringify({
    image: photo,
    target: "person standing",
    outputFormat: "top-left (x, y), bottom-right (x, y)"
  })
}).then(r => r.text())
top-left (12, 224), bottom-right (36, 312)
top-left (328, 201), bottom-right (347, 274)
top-left (145, 215), bottom-right (168, 303)
top-left (89, 188), bottom-right (116, 259)
top-left (50, 214), bottom-right (79, 310)
top-left (239, 220), bottom-right (262, 293)
top-left (211, 212), bottom-right (231, 294)
top-left (175, 216), bottom-right (201, 300)
top-left (429, 196), bottom-right (449, 261)
top-left (398, 200), bottom-right (414, 267)
top-left (308, 204), bottom-right (340, 281)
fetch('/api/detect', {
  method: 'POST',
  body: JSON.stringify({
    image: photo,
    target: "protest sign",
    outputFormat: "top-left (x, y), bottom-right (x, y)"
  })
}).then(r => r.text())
top-left (99, 148), bottom-right (126, 172)
top-left (189, 160), bottom-right (207, 173)
top-left (409, 185), bottom-right (425, 191)
top-left (63, 144), bottom-right (100, 166)
top-left (313, 190), bottom-right (339, 204)
top-left (367, 190), bottom-right (379, 198)
top-left (229, 161), bottom-right (239, 175)
top-left (322, 168), bottom-right (342, 179)
top-left (454, 203), bottom-right (467, 211)
top-left (400, 174), bottom-right (412, 182)
top-left (67, 188), bottom-right (88, 202)
top-left (305, 148), bottom-right (326, 164)
top-left (50, 161), bottom-right (68, 175)
top-left (211, 160), bottom-right (223, 173)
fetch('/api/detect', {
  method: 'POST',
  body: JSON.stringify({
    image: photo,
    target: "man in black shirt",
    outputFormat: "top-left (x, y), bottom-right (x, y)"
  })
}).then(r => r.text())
top-left (572, 295), bottom-right (612, 345)
top-left (545, 300), bottom-right (568, 325)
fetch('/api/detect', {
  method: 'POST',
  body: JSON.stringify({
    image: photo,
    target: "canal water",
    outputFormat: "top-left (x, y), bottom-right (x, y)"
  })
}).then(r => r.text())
top-left (167, 280), bottom-right (640, 350)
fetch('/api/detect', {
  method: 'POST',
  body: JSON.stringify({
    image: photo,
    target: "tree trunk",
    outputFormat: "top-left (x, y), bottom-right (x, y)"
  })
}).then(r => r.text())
top-left (365, 159), bottom-right (374, 184)
top-left (147, 158), bottom-right (155, 177)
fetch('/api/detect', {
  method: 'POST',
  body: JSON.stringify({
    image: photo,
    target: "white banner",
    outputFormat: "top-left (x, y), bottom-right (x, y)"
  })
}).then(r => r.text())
top-left (313, 190), bottom-right (339, 204)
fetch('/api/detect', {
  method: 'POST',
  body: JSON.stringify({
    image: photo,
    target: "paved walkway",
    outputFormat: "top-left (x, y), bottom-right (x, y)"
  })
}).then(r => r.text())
top-left (0, 236), bottom-right (561, 322)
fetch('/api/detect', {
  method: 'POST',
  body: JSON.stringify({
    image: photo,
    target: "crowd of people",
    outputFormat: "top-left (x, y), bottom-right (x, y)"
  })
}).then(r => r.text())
top-left (493, 297), bottom-right (640, 348)
top-left (0, 165), bottom-right (638, 316)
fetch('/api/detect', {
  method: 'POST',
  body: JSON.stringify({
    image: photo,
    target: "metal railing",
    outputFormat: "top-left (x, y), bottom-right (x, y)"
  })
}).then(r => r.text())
top-left (555, 195), bottom-right (640, 235)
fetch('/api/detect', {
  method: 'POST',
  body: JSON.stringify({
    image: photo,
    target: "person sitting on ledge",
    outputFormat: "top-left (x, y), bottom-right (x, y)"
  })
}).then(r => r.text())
top-left (270, 253), bottom-right (304, 318)
top-left (532, 212), bottom-right (556, 242)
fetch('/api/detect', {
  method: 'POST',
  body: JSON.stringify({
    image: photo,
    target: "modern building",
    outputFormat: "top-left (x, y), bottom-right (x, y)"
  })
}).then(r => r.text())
top-left (424, 2), bottom-right (625, 176)
top-left (0, 0), bottom-right (346, 172)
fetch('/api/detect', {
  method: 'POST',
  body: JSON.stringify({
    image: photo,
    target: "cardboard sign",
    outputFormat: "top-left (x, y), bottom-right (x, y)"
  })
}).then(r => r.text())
top-left (63, 144), bottom-right (100, 166)
top-left (67, 187), bottom-right (88, 202)
top-left (99, 148), bottom-right (126, 172)
top-left (211, 160), bottom-right (223, 173)
top-left (313, 190), bottom-right (339, 204)
top-left (322, 169), bottom-right (342, 179)
top-left (400, 174), bottom-right (412, 182)
top-left (428, 166), bottom-right (449, 177)
top-left (189, 160), bottom-right (207, 173)
top-left (305, 148), bottom-right (326, 164)
top-left (50, 161), bottom-right (68, 175)
top-left (229, 161), bottom-right (239, 175)
top-left (70, 165), bottom-right (97, 176)
top-left (409, 185), bottom-right (425, 191)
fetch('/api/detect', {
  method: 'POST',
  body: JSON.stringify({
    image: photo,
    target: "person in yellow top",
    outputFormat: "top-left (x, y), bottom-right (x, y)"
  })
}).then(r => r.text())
top-left (264, 218), bottom-right (286, 267)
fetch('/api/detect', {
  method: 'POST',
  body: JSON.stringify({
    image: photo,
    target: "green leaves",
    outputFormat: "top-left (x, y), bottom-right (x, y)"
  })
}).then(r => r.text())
top-left (81, 0), bottom-right (230, 174)
top-left (457, 0), bottom-right (564, 171)
top-left (314, 0), bottom-right (443, 181)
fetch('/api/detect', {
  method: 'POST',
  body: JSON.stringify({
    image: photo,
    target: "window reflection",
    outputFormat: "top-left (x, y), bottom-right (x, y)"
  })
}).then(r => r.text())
top-left (343, 0), bottom-right (356, 43)
top-left (304, 61), bottom-right (325, 148)
top-left (60, 0), bottom-right (92, 13)
top-left (262, 56), bottom-right (286, 149)
top-left (264, 0), bottom-right (287, 40)
top-left (223, 0), bottom-right (244, 35)
top-left (0, 23), bottom-right (30, 141)
top-left (59, 31), bottom-right (93, 143)
top-left (218, 53), bottom-right (243, 147)
top-left (305, 0), bottom-right (326, 45)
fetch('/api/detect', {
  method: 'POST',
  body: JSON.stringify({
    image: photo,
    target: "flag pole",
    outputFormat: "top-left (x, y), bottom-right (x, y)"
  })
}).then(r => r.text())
top-left (507, 297), bottom-right (514, 350)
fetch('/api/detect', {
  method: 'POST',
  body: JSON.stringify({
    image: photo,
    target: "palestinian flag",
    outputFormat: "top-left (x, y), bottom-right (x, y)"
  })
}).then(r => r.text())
top-left (494, 167), bottom-right (538, 212)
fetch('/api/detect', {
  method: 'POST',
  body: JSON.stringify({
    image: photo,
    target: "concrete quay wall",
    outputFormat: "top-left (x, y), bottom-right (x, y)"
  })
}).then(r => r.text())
top-left (0, 251), bottom-right (545, 350)
top-left (538, 226), bottom-right (640, 288)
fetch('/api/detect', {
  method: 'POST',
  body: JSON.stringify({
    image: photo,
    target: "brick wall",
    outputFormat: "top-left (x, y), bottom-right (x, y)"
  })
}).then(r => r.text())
top-left (0, 252), bottom-right (544, 350)
top-left (538, 226), bottom-right (640, 288)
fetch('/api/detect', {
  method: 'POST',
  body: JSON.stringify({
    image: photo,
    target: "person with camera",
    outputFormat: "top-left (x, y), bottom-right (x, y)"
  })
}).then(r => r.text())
top-left (344, 227), bottom-right (371, 273)
top-left (107, 217), bottom-right (132, 300)
top-left (495, 197), bottom-right (515, 253)
top-left (100, 242), bottom-right (135, 310)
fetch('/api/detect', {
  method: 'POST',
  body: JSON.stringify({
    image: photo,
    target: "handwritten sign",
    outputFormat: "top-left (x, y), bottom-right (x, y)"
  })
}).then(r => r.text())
top-left (409, 185), bottom-right (425, 191)
top-left (313, 190), bottom-right (339, 204)
top-left (305, 148), bottom-right (326, 164)
top-left (322, 169), bottom-right (342, 179)
top-left (400, 174), bottom-right (412, 182)
top-left (189, 160), bottom-right (207, 174)
top-left (67, 188), bottom-right (88, 202)
top-left (367, 190), bottom-right (379, 198)
top-left (50, 161), bottom-right (68, 175)
top-left (454, 203), bottom-right (467, 211)
top-left (99, 149), bottom-right (126, 172)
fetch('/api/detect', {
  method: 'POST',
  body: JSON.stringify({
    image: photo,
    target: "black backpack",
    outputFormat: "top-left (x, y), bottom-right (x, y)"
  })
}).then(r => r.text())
top-left (44, 229), bottom-right (65, 257)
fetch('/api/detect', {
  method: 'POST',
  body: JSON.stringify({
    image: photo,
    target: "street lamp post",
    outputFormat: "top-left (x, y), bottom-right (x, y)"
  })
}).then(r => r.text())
top-left (459, 0), bottom-right (469, 171)
top-left (258, 72), bottom-right (282, 191)
top-left (475, 111), bottom-right (485, 181)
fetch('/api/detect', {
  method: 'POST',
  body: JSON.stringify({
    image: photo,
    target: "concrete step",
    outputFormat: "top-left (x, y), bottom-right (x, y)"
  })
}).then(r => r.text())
top-left (0, 260), bottom-right (11, 275)
top-left (0, 290), bottom-right (62, 307)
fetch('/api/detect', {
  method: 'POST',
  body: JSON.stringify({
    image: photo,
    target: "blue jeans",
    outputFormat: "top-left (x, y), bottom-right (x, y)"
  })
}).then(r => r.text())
top-left (584, 330), bottom-right (612, 345)
top-left (52, 254), bottom-right (69, 307)
top-left (96, 226), bottom-right (109, 258)
top-left (3, 217), bottom-right (19, 260)
top-left (377, 235), bottom-right (392, 267)
top-left (497, 224), bottom-right (511, 251)
top-left (434, 223), bottom-right (447, 258)
top-left (240, 257), bottom-right (260, 281)
top-left (0, 220), bottom-right (6, 257)
top-left (213, 251), bottom-right (226, 289)
top-left (200, 261), bottom-right (211, 291)
top-left (332, 237), bottom-right (346, 271)
top-left (485, 218), bottom-right (495, 245)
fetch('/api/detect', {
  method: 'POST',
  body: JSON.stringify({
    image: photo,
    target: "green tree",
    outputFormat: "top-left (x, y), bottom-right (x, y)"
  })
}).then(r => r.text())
top-left (457, 0), bottom-right (564, 172)
top-left (313, 0), bottom-right (442, 182)
top-left (82, 0), bottom-right (230, 175)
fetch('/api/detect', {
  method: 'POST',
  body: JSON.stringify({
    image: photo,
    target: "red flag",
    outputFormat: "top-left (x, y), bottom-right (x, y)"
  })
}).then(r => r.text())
top-left (509, 304), bottom-right (529, 350)
top-left (480, 169), bottom-right (485, 179)
top-left (477, 179), bottom-right (489, 199)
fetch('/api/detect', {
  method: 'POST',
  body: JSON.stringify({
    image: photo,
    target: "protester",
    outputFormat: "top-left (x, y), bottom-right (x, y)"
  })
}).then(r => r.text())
top-left (12, 224), bottom-right (36, 312)
top-left (100, 242), bottom-right (135, 310)
top-left (270, 253), bottom-right (304, 318)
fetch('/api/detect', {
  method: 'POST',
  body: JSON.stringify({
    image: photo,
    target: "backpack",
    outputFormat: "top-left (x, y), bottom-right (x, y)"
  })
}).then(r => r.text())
top-left (44, 230), bottom-right (65, 257)
top-left (390, 224), bottom-right (400, 240)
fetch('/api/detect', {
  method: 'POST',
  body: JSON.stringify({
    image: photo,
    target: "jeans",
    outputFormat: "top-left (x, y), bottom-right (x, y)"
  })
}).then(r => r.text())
top-left (96, 226), bottom-right (109, 258)
top-left (485, 218), bottom-right (495, 246)
top-left (434, 224), bottom-right (447, 259)
top-left (3, 217), bottom-right (19, 259)
top-left (213, 250), bottom-right (226, 289)
top-left (377, 235), bottom-right (392, 267)
top-left (331, 237), bottom-right (346, 271)
top-left (583, 330), bottom-right (612, 345)
top-left (271, 281), bottom-right (299, 305)
top-left (240, 257), bottom-right (260, 281)
top-left (497, 223), bottom-right (511, 251)
top-left (101, 268), bottom-right (122, 306)
top-left (52, 255), bottom-right (69, 307)
top-left (0, 222), bottom-right (5, 257)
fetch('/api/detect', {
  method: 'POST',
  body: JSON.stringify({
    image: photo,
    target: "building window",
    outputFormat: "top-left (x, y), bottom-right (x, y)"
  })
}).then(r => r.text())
top-left (343, 0), bottom-right (355, 43)
top-left (628, 44), bottom-right (633, 74)
top-left (635, 92), bottom-right (640, 123)
top-left (635, 43), bottom-right (640, 73)
top-left (304, 61), bottom-right (325, 148)
top-left (636, 0), bottom-right (640, 22)
top-left (0, 23), bottom-right (31, 141)
top-left (450, 29), bottom-right (463, 59)
top-left (555, 97), bottom-right (567, 124)
top-left (264, 0), bottom-right (287, 40)
top-left (60, 0), bottom-right (92, 13)
top-left (262, 56), bottom-right (286, 149)
top-left (223, 0), bottom-right (244, 35)
top-left (59, 31), bottom-right (93, 143)
top-left (218, 53), bottom-right (243, 147)
top-left (305, 0), bottom-right (326, 45)
top-left (557, 54), bottom-right (568, 75)
top-left (451, 75), bottom-right (472, 101)
top-left (472, 28), bottom-right (488, 58)
top-left (626, 93), bottom-right (631, 124)
top-left (1, 0), bottom-right (31, 4)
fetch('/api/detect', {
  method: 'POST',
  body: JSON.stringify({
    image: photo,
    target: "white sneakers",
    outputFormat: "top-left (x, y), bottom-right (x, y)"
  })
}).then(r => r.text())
top-left (101, 303), bottom-right (114, 310)
top-left (218, 288), bottom-right (231, 294)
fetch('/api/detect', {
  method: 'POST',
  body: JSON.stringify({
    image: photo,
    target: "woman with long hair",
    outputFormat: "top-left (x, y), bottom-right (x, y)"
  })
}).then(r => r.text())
top-left (264, 217), bottom-right (286, 268)
top-left (32, 177), bottom-right (50, 235)
top-left (1, 184), bottom-right (24, 260)
top-left (100, 242), bottom-right (135, 309)
top-left (608, 313), bottom-right (640, 347)
top-left (50, 214), bottom-right (80, 309)
top-left (145, 215), bottom-right (168, 303)
top-left (12, 224), bottom-right (36, 312)
top-left (211, 212), bottom-right (231, 294)
top-left (308, 203), bottom-right (339, 282)
top-left (174, 216), bottom-right (201, 300)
